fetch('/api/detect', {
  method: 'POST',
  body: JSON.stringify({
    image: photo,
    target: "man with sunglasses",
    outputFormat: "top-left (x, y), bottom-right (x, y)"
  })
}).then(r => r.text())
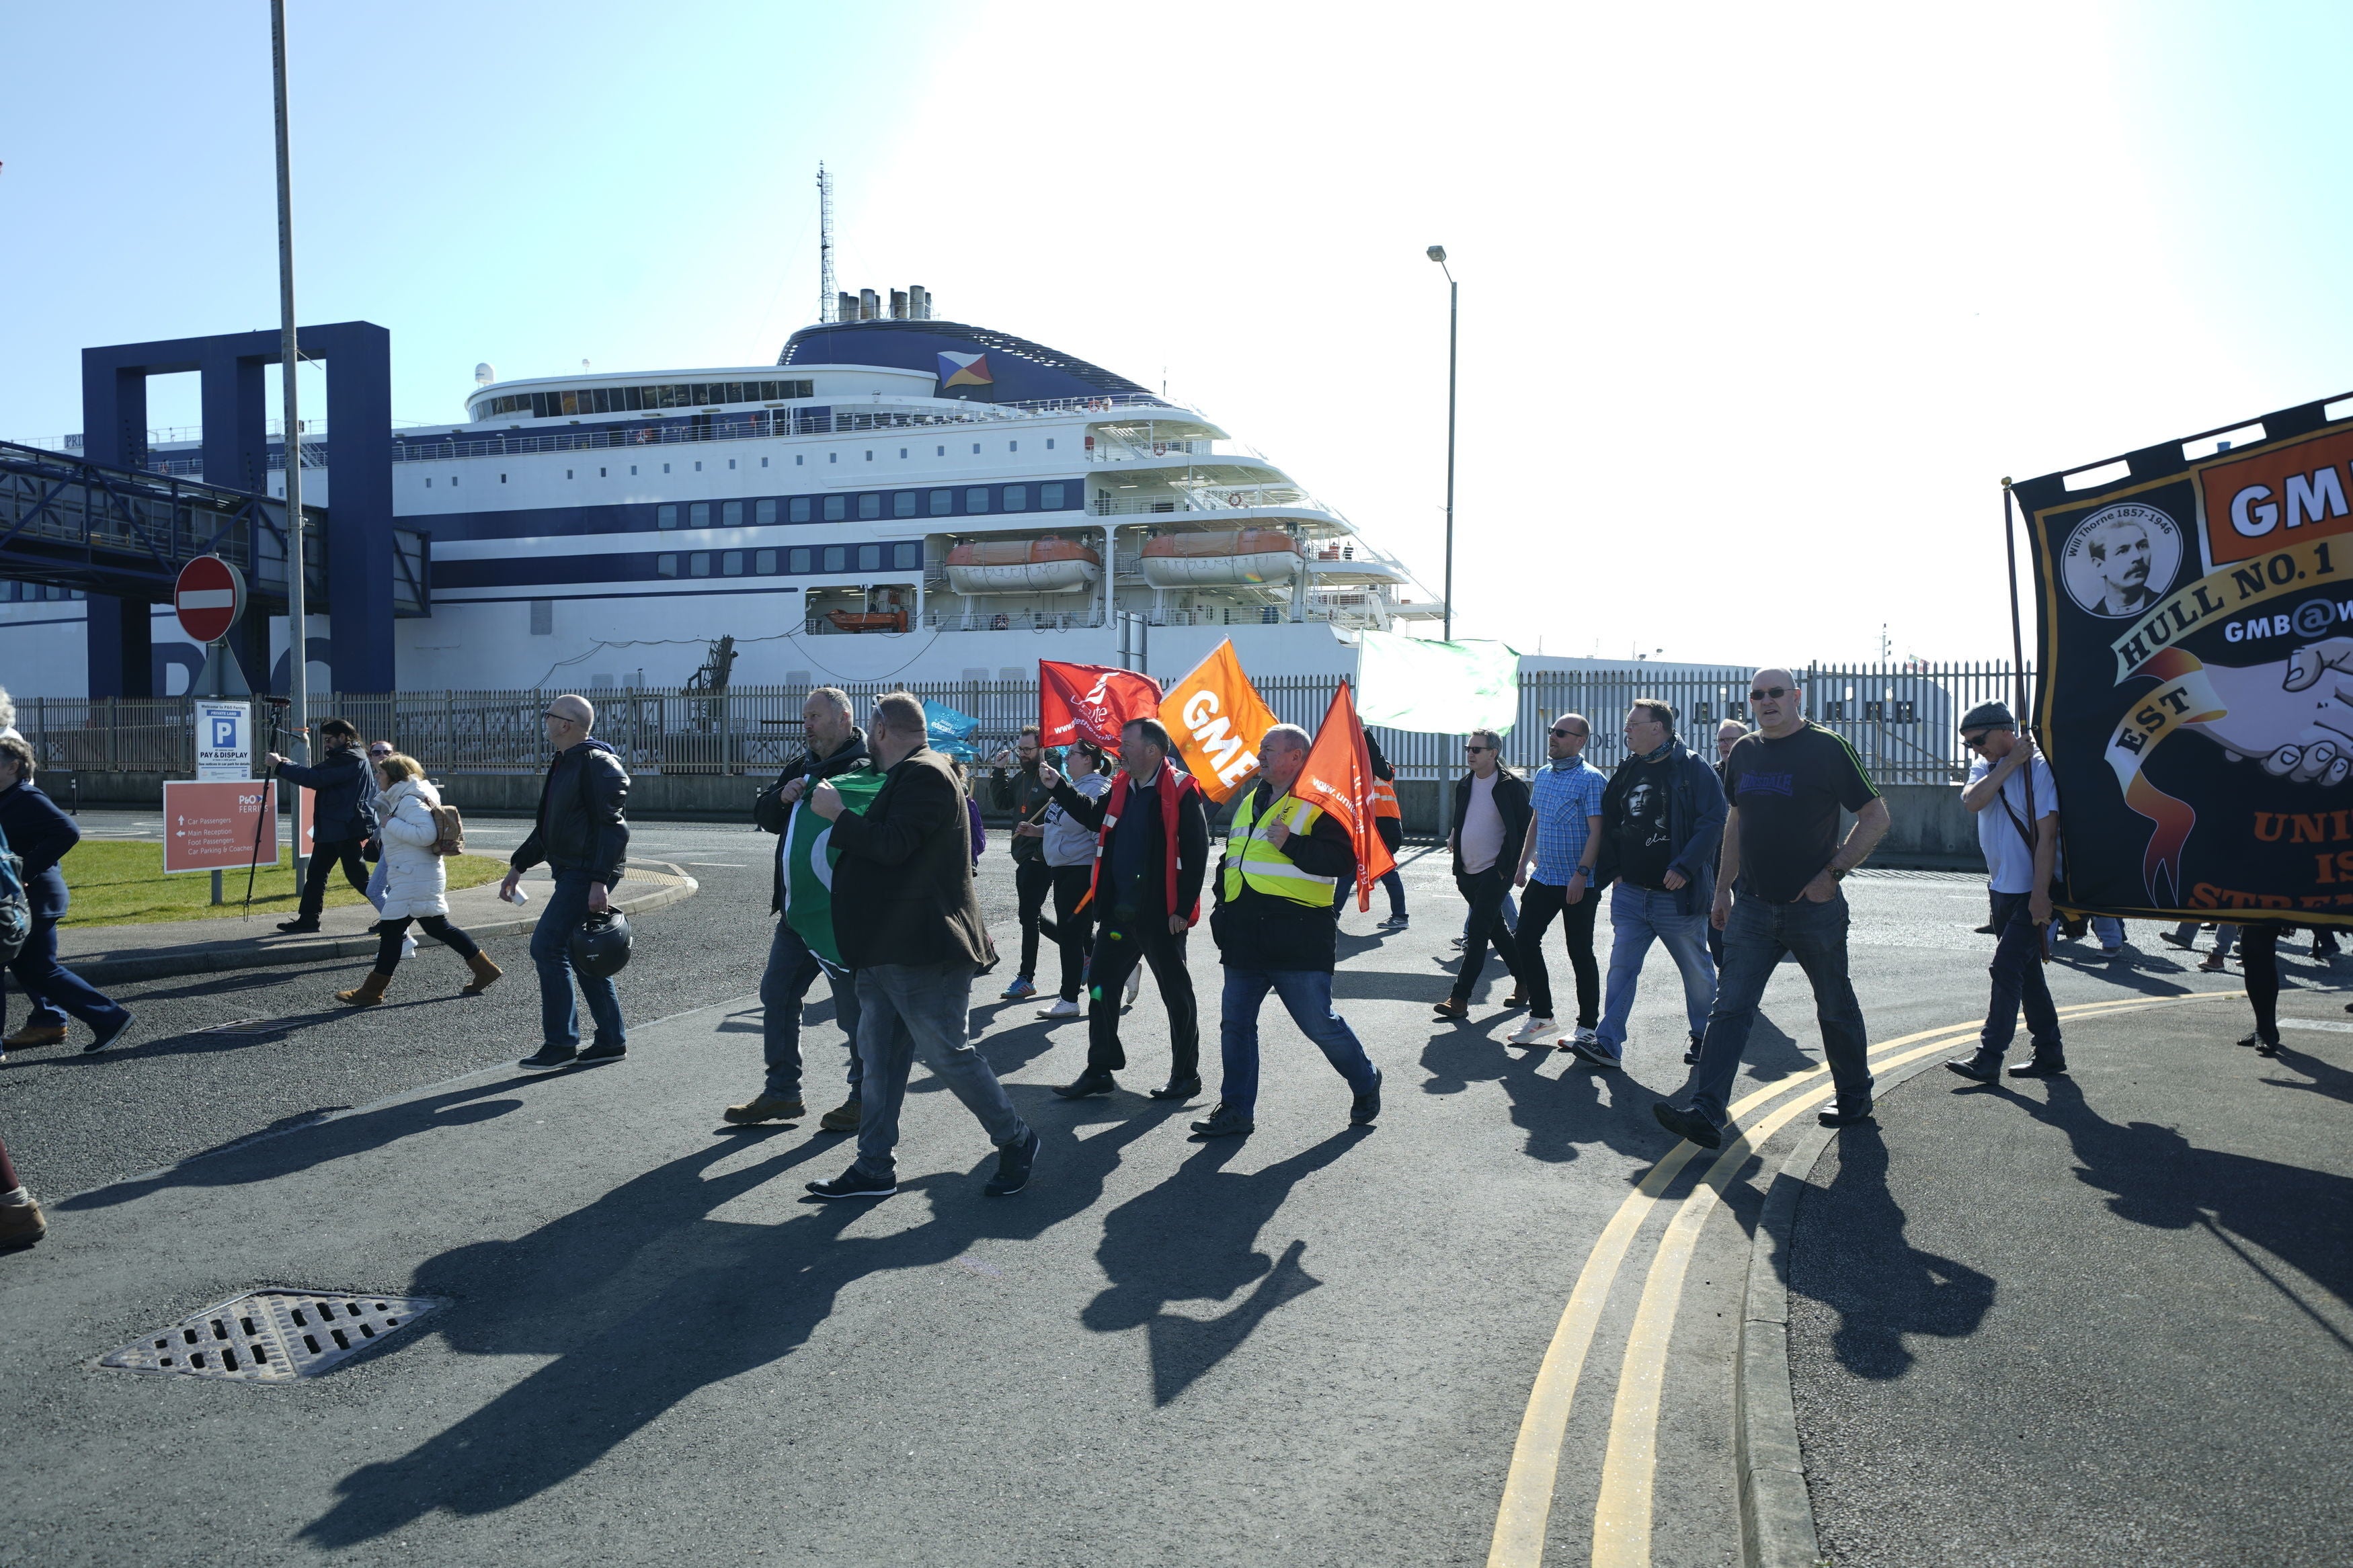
top-left (1655, 670), bottom-right (1888, 1148)
top-left (1435, 729), bottom-right (1530, 1024)
top-left (1945, 701), bottom-right (2067, 1082)
top-left (1508, 714), bottom-right (1605, 1047)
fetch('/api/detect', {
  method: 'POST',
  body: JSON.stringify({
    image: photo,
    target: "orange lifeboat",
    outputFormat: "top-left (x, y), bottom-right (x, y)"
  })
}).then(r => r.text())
top-left (943, 535), bottom-right (1102, 595)
top-left (1139, 527), bottom-right (1302, 588)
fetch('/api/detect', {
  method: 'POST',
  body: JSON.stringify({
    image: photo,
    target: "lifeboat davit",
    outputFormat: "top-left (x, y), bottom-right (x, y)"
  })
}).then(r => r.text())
top-left (1139, 528), bottom-right (1302, 588)
top-left (943, 536), bottom-right (1103, 595)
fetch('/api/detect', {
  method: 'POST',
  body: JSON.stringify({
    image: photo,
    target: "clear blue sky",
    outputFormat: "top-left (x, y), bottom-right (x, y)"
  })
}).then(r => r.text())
top-left (4, 1), bottom-right (2350, 663)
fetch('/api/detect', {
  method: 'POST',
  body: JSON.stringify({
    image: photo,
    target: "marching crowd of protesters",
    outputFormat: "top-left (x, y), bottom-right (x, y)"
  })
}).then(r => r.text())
top-left (0, 667), bottom-right (2325, 1243)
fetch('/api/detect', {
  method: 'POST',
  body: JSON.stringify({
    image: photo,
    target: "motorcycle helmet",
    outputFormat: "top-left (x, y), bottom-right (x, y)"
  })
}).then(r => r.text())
top-left (568, 908), bottom-right (633, 979)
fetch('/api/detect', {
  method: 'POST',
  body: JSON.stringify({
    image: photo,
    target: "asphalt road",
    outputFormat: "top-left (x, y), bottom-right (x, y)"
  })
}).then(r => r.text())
top-left (0, 817), bottom-right (2329, 1567)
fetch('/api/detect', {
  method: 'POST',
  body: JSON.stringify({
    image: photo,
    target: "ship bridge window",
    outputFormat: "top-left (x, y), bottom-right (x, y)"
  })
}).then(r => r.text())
top-left (791, 499), bottom-right (812, 523)
top-left (893, 492), bottom-right (917, 518)
top-left (1042, 482), bottom-right (1066, 510)
top-left (929, 489), bottom-right (952, 516)
top-left (856, 544), bottom-right (882, 571)
top-left (690, 502), bottom-right (711, 528)
top-left (823, 545), bottom-right (847, 572)
top-left (475, 379), bottom-right (811, 421)
top-left (1004, 485), bottom-right (1027, 512)
top-left (657, 505), bottom-right (679, 529)
top-left (723, 501), bottom-right (743, 526)
top-left (824, 496), bottom-right (847, 522)
top-left (756, 499), bottom-right (778, 525)
top-left (965, 488), bottom-right (990, 513)
top-left (859, 495), bottom-right (882, 520)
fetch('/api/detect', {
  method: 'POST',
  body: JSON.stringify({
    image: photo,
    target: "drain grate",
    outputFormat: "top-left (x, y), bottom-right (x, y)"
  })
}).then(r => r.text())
top-left (99, 1290), bottom-right (444, 1383)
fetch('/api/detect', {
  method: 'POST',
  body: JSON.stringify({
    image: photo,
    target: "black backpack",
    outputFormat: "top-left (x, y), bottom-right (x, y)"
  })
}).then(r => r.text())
top-left (0, 824), bottom-right (32, 964)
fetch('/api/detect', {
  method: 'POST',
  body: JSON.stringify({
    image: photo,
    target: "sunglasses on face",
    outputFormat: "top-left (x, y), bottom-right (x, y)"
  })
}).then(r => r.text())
top-left (1550, 727), bottom-right (1587, 739)
top-left (1465, 745), bottom-right (1492, 754)
top-left (1962, 730), bottom-right (1993, 747)
top-left (1749, 686), bottom-right (1792, 702)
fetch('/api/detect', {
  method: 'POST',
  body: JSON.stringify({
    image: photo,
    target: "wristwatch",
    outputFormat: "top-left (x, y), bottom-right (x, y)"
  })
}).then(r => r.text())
top-left (1572, 865), bottom-right (1593, 880)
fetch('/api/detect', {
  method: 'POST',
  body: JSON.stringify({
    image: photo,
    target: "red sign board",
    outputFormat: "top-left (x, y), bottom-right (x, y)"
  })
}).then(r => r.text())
top-left (163, 780), bottom-right (278, 874)
top-left (174, 555), bottom-right (246, 645)
top-left (297, 784), bottom-right (315, 858)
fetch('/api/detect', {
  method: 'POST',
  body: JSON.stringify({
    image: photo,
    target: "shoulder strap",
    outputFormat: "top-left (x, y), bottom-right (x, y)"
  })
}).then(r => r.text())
top-left (1993, 762), bottom-right (2038, 855)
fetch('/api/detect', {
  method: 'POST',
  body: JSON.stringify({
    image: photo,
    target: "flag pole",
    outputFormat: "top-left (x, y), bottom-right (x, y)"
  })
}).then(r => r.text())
top-left (2002, 479), bottom-right (2030, 729)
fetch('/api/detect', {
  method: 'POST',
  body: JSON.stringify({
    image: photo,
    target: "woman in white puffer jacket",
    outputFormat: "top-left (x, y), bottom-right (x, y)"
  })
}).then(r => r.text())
top-left (334, 753), bottom-right (502, 1005)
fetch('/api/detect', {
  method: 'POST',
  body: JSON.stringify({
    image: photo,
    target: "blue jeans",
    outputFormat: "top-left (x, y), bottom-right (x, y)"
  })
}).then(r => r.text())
top-left (1981, 889), bottom-right (2059, 1059)
top-left (852, 960), bottom-right (1028, 1182)
top-left (1594, 884), bottom-right (1716, 1062)
top-left (1677, 889), bottom-right (1872, 1130)
top-left (5, 918), bottom-right (128, 1034)
top-left (759, 919), bottom-right (862, 1100)
top-left (530, 868), bottom-right (627, 1052)
top-left (1218, 964), bottom-right (1380, 1115)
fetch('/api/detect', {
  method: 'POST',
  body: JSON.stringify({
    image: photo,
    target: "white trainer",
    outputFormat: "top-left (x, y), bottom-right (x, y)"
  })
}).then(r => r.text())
top-left (1572, 1026), bottom-right (1600, 1045)
top-left (1124, 966), bottom-right (1144, 1005)
top-left (1507, 1016), bottom-right (1556, 1046)
top-left (1037, 997), bottom-right (1082, 1020)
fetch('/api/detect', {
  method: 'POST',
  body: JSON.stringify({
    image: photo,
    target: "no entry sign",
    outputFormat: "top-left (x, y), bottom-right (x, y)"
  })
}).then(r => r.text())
top-left (174, 555), bottom-right (245, 645)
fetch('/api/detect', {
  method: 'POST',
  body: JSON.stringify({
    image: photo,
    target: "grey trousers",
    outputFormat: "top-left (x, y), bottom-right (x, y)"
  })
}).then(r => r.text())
top-left (852, 960), bottom-right (1029, 1181)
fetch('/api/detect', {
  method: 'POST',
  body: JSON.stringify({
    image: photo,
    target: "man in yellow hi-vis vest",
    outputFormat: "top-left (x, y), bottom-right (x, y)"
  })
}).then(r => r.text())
top-left (1191, 724), bottom-right (1383, 1138)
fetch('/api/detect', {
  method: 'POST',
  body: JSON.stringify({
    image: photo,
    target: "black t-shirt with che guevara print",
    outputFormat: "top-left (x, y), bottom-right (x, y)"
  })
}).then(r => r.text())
top-left (1721, 723), bottom-right (1880, 903)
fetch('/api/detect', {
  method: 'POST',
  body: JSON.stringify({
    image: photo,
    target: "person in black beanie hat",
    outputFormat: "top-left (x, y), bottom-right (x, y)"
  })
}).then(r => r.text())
top-left (1945, 701), bottom-right (2067, 1081)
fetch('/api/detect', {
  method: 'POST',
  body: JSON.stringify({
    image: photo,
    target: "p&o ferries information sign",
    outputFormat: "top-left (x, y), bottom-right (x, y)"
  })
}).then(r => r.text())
top-left (2014, 392), bottom-right (2353, 923)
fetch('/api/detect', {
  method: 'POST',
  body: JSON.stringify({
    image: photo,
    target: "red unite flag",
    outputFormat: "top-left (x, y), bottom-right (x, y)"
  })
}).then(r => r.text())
top-left (1290, 678), bottom-right (1396, 910)
top-left (1038, 660), bottom-right (1165, 752)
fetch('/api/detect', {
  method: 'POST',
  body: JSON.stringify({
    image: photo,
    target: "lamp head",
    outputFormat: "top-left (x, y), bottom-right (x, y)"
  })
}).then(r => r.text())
top-left (1426, 245), bottom-right (1447, 263)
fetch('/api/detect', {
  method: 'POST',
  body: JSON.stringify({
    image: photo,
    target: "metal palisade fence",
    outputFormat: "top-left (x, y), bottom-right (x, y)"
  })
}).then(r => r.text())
top-left (15, 661), bottom-right (2028, 787)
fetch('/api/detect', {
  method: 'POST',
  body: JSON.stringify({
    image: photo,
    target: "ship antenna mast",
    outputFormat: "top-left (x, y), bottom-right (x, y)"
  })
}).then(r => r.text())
top-left (816, 163), bottom-right (837, 323)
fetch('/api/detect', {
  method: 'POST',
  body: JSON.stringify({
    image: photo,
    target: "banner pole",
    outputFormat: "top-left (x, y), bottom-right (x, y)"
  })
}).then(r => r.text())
top-left (2001, 479), bottom-right (2029, 727)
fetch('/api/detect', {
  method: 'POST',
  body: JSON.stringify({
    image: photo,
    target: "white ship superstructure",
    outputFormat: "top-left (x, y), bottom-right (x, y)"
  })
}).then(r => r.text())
top-left (2, 303), bottom-right (1441, 694)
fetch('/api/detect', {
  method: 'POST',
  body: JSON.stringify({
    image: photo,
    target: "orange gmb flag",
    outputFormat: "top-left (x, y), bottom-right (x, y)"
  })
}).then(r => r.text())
top-left (1291, 678), bottom-right (1396, 909)
top-left (1157, 638), bottom-right (1281, 803)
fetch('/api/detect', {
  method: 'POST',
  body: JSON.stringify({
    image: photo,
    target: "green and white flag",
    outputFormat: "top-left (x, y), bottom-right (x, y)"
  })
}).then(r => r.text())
top-left (781, 767), bottom-right (888, 967)
top-left (1355, 629), bottom-right (1522, 735)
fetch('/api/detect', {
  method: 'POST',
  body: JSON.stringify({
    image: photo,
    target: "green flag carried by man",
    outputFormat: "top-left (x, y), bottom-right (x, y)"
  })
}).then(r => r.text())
top-left (783, 766), bottom-right (888, 968)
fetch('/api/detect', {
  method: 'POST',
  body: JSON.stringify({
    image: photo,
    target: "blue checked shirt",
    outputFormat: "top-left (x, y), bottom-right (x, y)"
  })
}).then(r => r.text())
top-left (1527, 757), bottom-right (1605, 885)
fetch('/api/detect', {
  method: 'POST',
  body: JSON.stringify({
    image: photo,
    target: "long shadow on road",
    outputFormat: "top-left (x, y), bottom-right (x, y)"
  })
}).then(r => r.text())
top-left (298, 1087), bottom-right (1334, 1547)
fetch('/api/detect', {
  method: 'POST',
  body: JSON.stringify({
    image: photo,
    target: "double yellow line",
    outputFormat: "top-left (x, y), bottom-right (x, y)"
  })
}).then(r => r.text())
top-left (1486, 991), bottom-right (2237, 1568)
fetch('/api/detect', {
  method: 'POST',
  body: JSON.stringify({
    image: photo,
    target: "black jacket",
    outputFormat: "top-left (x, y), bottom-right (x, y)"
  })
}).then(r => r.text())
top-left (827, 743), bottom-right (991, 970)
top-left (754, 726), bottom-right (871, 914)
top-left (512, 737), bottom-right (630, 887)
top-left (0, 781), bottom-right (78, 919)
top-left (276, 743), bottom-right (377, 843)
top-left (1593, 739), bottom-right (1728, 917)
top-left (1210, 779), bottom-right (1357, 972)
top-left (990, 760), bottom-right (1054, 862)
top-left (1051, 764), bottom-right (1209, 923)
top-left (1449, 766), bottom-right (1531, 878)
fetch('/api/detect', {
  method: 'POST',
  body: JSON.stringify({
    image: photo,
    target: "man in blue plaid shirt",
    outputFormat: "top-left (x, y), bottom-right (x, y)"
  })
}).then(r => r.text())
top-left (1508, 713), bottom-right (1607, 1047)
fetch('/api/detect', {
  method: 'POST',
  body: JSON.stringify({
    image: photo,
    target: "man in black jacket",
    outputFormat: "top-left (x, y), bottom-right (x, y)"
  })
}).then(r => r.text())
top-left (1577, 700), bottom-right (1726, 1070)
top-left (802, 692), bottom-right (1037, 1200)
top-left (1436, 729), bottom-right (1531, 1023)
top-left (1191, 725), bottom-right (1382, 1138)
top-left (988, 724), bottom-right (1058, 1001)
top-left (267, 716), bottom-right (377, 934)
top-left (0, 737), bottom-right (134, 1057)
top-left (726, 688), bottom-right (869, 1131)
top-left (1038, 716), bottom-right (1209, 1103)
top-left (502, 694), bottom-right (632, 1071)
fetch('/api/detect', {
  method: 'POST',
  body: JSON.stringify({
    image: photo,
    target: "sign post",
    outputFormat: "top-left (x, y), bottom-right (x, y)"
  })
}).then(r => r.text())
top-left (177, 556), bottom-right (251, 904)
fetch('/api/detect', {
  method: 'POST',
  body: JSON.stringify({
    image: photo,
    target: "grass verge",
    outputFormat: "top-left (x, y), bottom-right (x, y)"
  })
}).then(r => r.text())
top-left (58, 841), bottom-right (508, 927)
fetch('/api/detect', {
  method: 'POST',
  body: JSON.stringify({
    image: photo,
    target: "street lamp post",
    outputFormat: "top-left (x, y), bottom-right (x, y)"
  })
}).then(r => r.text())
top-left (1427, 245), bottom-right (1457, 642)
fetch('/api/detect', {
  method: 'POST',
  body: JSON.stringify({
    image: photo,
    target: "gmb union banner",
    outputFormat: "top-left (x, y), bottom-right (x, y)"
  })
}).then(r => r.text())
top-left (2015, 397), bottom-right (2353, 924)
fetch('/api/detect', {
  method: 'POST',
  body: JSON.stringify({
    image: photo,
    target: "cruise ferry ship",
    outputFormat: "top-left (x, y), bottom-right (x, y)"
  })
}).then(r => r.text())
top-left (3, 294), bottom-right (1439, 696)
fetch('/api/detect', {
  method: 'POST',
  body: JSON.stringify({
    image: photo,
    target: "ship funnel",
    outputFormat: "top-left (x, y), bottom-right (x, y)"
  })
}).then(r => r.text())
top-left (890, 288), bottom-right (909, 319)
top-left (910, 284), bottom-right (931, 320)
top-left (836, 291), bottom-right (857, 323)
top-left (859, 288), bottom-right (879, 321)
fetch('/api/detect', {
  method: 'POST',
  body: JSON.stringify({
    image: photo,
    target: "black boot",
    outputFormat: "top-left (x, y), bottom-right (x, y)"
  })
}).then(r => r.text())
top-left (2008, 1051), bottom-right (2068, 1078)
top-left (1053, 1067), bottom-right (1117, 1100)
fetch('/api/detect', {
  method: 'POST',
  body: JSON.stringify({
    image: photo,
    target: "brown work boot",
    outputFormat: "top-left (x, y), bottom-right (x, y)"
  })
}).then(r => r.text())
top-left (3, 1022), bottom-right (67, 1049)
top-left (461, 950), bottom-right (504, 995)
top-left (723, 1092), bottom-right (807, 1126)
top-left (1432, 997), bottom-right (1470, 1023)
top-left (817, 1096), bottom-right (863, 1133)
top-left (335, 971), bottom-right (394, 1007)
top-left (0, 1194), bottom-right (47, 1249)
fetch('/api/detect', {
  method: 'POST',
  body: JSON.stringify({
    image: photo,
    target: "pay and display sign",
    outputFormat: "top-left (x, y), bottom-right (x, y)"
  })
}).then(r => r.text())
top-left (2016, 396), bottom-right (2353, 922)
top-left (194, 702), bottom-right (252, 782)
top-left (163, 780), bottom-right (278, 874)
